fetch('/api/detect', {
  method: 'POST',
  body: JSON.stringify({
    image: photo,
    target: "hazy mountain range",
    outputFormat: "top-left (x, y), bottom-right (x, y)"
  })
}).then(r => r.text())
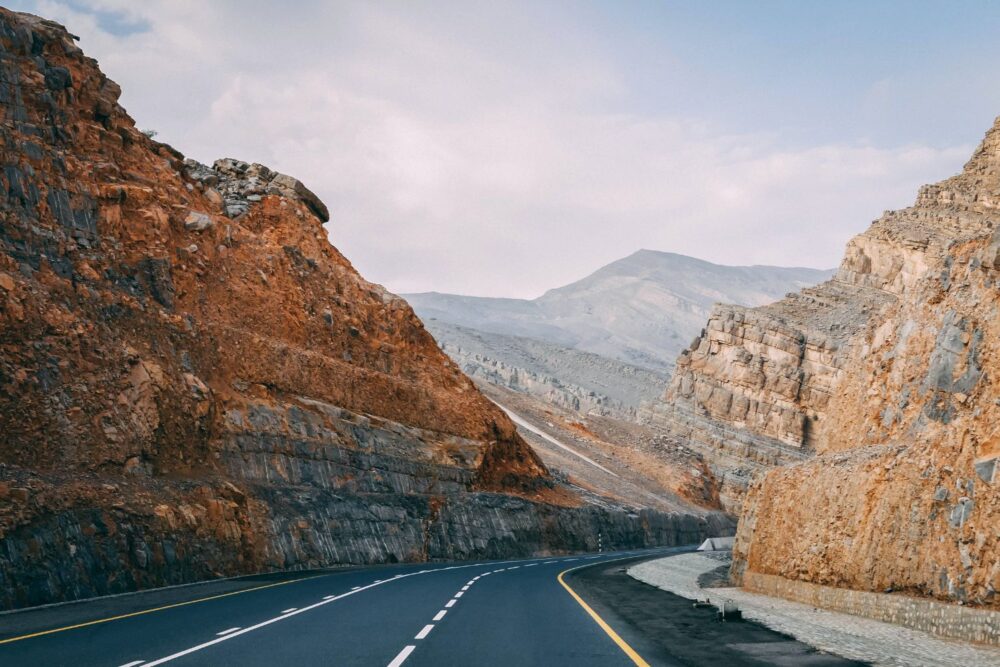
top-left (405, 250), bottom-right (834, 417)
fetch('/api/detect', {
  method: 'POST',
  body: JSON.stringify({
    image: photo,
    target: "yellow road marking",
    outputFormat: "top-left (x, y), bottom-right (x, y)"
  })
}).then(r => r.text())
top-left (557, 559), bottom-right (651, 667)
top-left (0, 575), bottom-right (325, 645)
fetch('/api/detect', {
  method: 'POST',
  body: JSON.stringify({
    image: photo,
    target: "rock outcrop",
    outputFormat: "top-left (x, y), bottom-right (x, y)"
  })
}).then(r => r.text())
top-left (0, 10), bottom-right (729, 610)
top-left (651, 112), bottom-right (1000, 609)
top-left (731, 116), bottom-right (1000, 609)
top-left (643, 279), bottom-right (892, 509)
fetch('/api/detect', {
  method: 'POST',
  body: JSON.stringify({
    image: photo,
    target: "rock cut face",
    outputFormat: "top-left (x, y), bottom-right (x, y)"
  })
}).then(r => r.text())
top-left (645, 111), bottom-right (1000, 607)
top-left (0, 8), bottom-right (544, 489)
top-left (730, 116), bottom-right (1000, 608)
top-left (0, 9), bottom-right (731, 610)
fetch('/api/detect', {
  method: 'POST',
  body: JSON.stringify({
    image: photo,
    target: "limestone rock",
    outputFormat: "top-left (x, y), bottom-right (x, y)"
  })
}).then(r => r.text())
top-left (647, 113), bottom-right (1000, 608)
top-left (183, 211), bottom-right (213, 231)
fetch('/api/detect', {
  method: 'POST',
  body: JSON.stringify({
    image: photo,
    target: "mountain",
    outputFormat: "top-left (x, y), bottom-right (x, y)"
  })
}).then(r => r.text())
top-left (409, 250), bottom-right (833, 372)
top-left (428, 320), bottom-right (671, 417)
top-left (406, 251), bottom-right (833, 418)
top-left (648, 113), bottom-right (1000, 612)
top-left (0, 9), bottom-right (730, 610)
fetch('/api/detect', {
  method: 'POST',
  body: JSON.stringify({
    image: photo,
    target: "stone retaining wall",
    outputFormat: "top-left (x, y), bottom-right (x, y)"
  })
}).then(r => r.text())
top-left (743, 571), bottom-right (1000, 647)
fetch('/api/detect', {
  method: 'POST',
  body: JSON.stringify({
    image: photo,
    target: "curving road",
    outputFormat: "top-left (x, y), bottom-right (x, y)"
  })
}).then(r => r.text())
top-left (0, 548), bottom-right (679, 667)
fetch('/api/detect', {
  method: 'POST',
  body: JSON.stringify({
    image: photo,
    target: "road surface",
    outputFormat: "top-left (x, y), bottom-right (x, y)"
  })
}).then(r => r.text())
top-left (0, 547), bottom-right (863, 666)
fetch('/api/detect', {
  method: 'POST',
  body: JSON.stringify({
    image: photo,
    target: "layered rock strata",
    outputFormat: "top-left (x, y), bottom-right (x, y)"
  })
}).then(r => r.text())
top-left (643, 278), bottom-right (893, 509)
top-left (647, 111), bottom-right (1000, 609)
top-left (0, 10), bottom-right (727, 610)
top-left (732, 116), bottom-right (1000, 609)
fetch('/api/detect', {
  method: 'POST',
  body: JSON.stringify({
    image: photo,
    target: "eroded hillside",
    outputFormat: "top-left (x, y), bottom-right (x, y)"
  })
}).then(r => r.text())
top-left (732, 115), bottom-right (1000, 608)
top-left (648, 112), bottom-right (1000, 608)
top-left (0, 9), bottom-right (729, 609)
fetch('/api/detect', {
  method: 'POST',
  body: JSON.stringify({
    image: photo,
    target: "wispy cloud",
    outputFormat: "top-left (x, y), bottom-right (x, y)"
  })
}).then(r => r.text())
top-left (18, 1), bottom-right (979, 297)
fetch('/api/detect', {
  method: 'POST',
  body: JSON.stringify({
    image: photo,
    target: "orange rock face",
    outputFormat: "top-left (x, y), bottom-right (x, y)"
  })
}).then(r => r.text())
top-left (0, 10), bottom-right (728, 609)
top-left (727, 116), bottom-right (1000, 608)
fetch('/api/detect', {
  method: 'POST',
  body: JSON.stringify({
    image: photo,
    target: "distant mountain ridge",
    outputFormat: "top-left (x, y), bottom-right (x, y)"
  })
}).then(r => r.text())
top-left (406, 250), bottom-right (835, 373)
top-left (405, 250), bottom-right (833, 420)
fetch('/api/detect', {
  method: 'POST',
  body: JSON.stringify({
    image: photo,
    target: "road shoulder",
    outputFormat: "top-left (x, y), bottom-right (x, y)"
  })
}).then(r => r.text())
top-left (630, 552), bottom-right (1000, 667)
top-left (565, 555), bottom-right (867, 666)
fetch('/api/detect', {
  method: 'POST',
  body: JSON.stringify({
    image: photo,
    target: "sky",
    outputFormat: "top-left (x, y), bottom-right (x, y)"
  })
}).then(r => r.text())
top-left (10, 1), bottom-right (1000, 297)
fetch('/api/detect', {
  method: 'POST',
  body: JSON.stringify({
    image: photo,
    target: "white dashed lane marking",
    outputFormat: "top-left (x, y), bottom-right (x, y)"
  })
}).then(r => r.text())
top-left (387, 645), bottom-right (415, 667)
top-left (433, 610), bottom-right (447, 621)
top-left (128, 551), bottom-right (668, 667)
top-left (414, 624), bottom-right (434, 640)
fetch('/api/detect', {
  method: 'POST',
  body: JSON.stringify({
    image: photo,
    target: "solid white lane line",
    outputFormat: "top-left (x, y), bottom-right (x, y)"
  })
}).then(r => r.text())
top-left (118, 662), bottom-right (145, 667)
top-left (433, 610), bottom-right (447, 621)
top-left (387, 645), bottom-right (415, 667)
top-left (445, 599), bottom-right (457, 608)
top-left (281, 608), bottom-right (297, 614)
top-left (414, 624), bottom-right (434, 640)
top-left (215, 627), bottom-right (241, 636)
top-left (453, 591), bottom-right (464, 598)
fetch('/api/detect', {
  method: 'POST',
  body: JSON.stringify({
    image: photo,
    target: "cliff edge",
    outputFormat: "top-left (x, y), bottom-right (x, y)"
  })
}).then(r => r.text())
top-left (647, 111), bottom-right (1000, 609)
top-left (731, 115), bottom-right (1000, 608)
top-left (0, 10), bottom-right (729, 610)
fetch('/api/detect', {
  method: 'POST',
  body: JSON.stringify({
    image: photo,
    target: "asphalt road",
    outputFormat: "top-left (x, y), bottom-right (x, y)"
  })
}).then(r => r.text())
top-left (0, 546), bottom-right (864, 666)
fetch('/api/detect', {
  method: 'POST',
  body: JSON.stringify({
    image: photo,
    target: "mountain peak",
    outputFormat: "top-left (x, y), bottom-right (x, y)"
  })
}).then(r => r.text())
top-left (963, 113), bottom-right (1000, 176)
top-left (407, 250), bottom-right (833, 374)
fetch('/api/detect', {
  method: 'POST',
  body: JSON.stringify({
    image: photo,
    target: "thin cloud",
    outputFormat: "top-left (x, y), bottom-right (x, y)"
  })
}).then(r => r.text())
top-left (19, 0), bottom-right (977, 297)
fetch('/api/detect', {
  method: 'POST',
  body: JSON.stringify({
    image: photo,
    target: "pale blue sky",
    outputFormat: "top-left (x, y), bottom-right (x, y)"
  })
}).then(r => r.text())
top-left (11, 1), bottom-right (1000, 296)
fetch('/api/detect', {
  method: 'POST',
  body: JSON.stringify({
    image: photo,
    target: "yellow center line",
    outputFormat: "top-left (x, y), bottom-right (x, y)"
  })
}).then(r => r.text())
top-left (0, 574), bottom-right (327, 645)
top-left (557, 557), bottom-right (652, 667)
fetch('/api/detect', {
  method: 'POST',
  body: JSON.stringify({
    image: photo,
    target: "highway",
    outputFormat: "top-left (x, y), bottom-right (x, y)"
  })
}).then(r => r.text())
top-left (1, 545), bottom-right (866, 666)
top-left (0, 548), bottom-right (681, 667)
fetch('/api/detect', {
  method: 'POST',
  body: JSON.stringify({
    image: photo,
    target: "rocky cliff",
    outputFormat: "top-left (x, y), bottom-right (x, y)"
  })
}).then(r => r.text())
top-left (650, 112), bottom-right (1000, 608)
top-left (0, 9), bottom-right (729, 610)
top-left (642, 278), bottom-right (892, 509)
top-left (731, 115), bottom-right (1000, 609)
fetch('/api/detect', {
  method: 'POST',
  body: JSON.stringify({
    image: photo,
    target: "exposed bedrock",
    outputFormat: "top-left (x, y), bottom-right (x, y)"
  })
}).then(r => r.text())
top-left (649, 113), bottom-right (1000, 608)
top-left (0, 9), bottom-right (729, 610)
